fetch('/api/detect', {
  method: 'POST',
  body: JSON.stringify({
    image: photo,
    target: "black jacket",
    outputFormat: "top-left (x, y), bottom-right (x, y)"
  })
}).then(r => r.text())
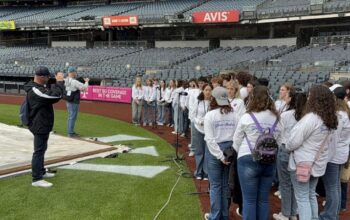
top-left (24, 81), bottom-right (65, 135)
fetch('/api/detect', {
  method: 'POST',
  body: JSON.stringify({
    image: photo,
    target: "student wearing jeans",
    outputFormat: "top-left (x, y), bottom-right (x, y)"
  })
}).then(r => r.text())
top-left (204, 87), bottom-right (239, 220)
top-left (192, 83), bottom-right (212, 180)
top-left (131, 77), bottom-right (143, 125)
top-left (286, 85), bottom-right (338, 220)
top-left (156, 80), bottom-right (166, 125)
top-left (142, 79), bottom-right (156, 126)
top-left (164, 79), bottom-right (176, 127)
top-left (273, 90), bottom-right (307, 220)
top-left (320, 85), bottom-right (350, 220)
top-left (233, 85), bottom-right (281, 220)
top-left (172, 80), bottom-right (184, 134)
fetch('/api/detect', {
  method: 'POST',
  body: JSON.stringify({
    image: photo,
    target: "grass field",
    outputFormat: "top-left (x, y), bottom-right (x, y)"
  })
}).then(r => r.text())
top-left (0, 104), bottom-right (202, 220)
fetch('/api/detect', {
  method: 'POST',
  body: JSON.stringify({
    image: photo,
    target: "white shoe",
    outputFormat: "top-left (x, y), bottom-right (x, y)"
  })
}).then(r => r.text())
top-left (32, 180), bottom-right (53, 188)
top-left (272, 213), bottom-right (289, 220)
top-left (157, 122), bottom-right (164, 126)
top-left (188, 151), bottom-right (195, 157)
top-left (196, 176), bottom-right (202, 180)
top-left (274, 190), bottom-right (281, 196)
top-left (290, 216), bottom-right (298, 220)
top-left (203, 177), bottom-right (208, 181)
top-left (171, 131), bottom-right (178, 134)
top-left (149, 123), bottom-right (153, 126)
top-left (143, 123), bottom-right (147, 126)
top-left (204, 213), bottom-right (209, 220)
top-left (43, 172), bottom-right (55, 178)
top-left (236, 208), bottom-right (242, 217)
top-left (322, 200), bottom-right (326, 206)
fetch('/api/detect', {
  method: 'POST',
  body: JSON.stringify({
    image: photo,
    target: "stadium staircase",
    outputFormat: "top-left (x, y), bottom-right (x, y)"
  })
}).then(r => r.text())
top-left (176, 0), bottom-right (213, 17)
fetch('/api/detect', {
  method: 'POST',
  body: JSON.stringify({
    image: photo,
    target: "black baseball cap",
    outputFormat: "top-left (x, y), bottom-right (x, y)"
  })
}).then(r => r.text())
top-left (35, 66), bottom-right (53, 77)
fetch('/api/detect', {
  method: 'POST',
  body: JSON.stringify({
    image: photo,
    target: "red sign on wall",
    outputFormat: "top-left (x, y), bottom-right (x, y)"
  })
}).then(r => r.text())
top-left (192, 10), bottom-right (240, 24)
top-left (102, 16), bottom-right (139, 27)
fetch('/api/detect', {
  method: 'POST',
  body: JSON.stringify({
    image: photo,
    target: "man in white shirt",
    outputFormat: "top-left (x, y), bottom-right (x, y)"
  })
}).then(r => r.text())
top-left (64, 66), bottom-right (89, 137)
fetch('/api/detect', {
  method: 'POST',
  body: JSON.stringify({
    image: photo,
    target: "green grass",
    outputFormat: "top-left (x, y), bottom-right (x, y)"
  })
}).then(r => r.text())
top-left (0, 104), bottom-right (202, 220)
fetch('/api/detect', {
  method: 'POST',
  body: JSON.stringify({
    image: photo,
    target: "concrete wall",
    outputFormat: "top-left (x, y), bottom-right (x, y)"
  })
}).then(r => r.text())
top-left (220, 37), bottom-right (297, 47)
top-left (155, 40), bottom-right (209, 48)
top-left (51, 41), bottom-right (87, 48)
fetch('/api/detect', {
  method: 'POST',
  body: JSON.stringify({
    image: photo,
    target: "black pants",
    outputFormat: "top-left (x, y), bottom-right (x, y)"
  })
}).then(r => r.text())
top-left (32, 133), bottom-right (49, 182)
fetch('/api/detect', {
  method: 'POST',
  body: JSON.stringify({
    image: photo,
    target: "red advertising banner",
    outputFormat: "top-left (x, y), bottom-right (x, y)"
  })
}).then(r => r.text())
top-left (192, 10), bottom-right (240, 24)
top-left (81, 86), bottom-right (132, 103)
top-left (102, 15), bottom-right (139, 27)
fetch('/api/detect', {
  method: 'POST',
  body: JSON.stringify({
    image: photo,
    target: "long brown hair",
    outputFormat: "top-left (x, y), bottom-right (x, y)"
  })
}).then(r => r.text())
top-left (210, 99), bottom-right (232, 114)
top-left (305, 85), bottom-right (338, 130)
top-left (246, 86), bottom-right (279, 118)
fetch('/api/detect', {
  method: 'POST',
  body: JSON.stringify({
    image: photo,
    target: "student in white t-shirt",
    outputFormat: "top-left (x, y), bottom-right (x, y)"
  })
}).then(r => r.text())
top-left (142, 79), bottom-right (156, 126)
top-left (286, 85), bottom-right (338, 220)
top-left (172, 80), bottom-right (184, 134)
top-left (164, 79), bottom-right (176, 127)
top-left (192, 83), bottom-right (212, 180)
top-left (275, 83), bottom-right (293, 113)
top-left (204, 86), bottom-right (239, 220)
top-left (233, 85), bottom-right (281, 220)
top-left (156, 80), bottom-right (166, 126)
top-left (131, 77), bottom-right (143, 125)
top-left (273, 89), bottom-right (307, 220)
top-left (319, 86), bottom-right (350, 220)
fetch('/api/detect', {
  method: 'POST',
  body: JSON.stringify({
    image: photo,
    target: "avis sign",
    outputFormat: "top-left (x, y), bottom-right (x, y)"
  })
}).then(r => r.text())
top-left (192, 10), bottom-right (240, 24)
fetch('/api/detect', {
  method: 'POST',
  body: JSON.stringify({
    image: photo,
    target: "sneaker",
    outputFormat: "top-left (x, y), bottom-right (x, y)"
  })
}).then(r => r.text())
top-left (204, 213), bottom-right (209, 220)
top-left (272, 213), bottom-right (289, 220)
top-left (43, 172), bottom-right (55, 178)
top-left (157, 122), bottom-right (164, 126)
top-left (322, 200), bottom-right (326, 207)
top-left (274, 190), bottom-right (281, 197)
top-left (171, 131), bottom-right (178, 134)
top-left (203, 177), bottom-right (208, 181)
top-left (32, 180), bottom-right (53, 188)
top-left (68, 133), bottom-right (79, 138)
top-left (236, 208), bottom-right (242, 217)
top-left (143, 123), bottom-right (147, 126)
top-left (290, 216), bottom-right (298, 220)
top-left (180, 133), bottom-right (186, 137)
top-left (170, 124), bottom-right (174, 128)
top-left (149, 123), bottom-right (153, 126)
top-left (196, 176), bottom-right (202, 180)
top-left (188, 151), bottom-right (195, 157)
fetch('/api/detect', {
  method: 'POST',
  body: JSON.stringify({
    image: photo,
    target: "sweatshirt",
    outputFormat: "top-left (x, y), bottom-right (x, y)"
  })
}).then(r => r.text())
top-left (204, 108), bottom-right (238, 161)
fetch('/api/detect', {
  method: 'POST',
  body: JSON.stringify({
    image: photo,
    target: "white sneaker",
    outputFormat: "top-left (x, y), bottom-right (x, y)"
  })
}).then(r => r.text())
top-left (272, 213), bottom-right (289, 220)
top-left (203, 177), bottom-right (208, 181)
top-left (290, 216), bottom-right (298, 220)
top-left (274, 190), bottom-right (281, 197)
top-left (322, 200), bottom-right (326, 206)
top-left (188, 151), bottom-right (195, 157)
top-left (180, 133), bottom-right (185, 137)
top-left (149, 123), bottom-right (153, 126)
top-left (171, 131), bottom-right (178, 134)
top-left (236, 208), bottom-right (242, 217)
top-left (204, 213), bottom-right (209, 220)
top-left (196, 176), bottom-right (202, 180)
top-left (32, 180), bottom-right (53, 188)
top-left (143, 123), bottom-right (147, 126)
top-left (43, 172), bottom-right (55, 178)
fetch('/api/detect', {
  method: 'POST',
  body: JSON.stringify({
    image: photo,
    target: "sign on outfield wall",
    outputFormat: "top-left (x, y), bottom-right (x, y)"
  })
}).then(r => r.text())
top-left (0, 21), bottom-right (15, 30)
top-left (102, 16), bottom-right (139, 27)
top-left (81, 86), bottom-right (132, 103)
top-left (192, 10), bottom-right (240, 24)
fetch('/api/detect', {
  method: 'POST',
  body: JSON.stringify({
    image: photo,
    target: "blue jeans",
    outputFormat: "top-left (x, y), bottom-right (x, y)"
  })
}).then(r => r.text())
top-left (32, 134), bottom-right (49, 182)
top-left (341, 182), bottom-right (347, 210)
top-left (237, 155), bottom-right (275, 220)
top-left (66, 102), bottom-right (79, 135)
top-left (181, 108), bottom-right (189, 134)
top-left (173, 103), bottom-right (183, 133)
top-left (206, 141), bottom-right (232, 220)
top-left (189, 122), bottom-right (196, 152)
top-left (277, 146), bottom-right (297, 217)
top-left (132, 100), bottom-right (142, 124)
top-left (320, 163), bottom-right (341, 220)
top-left (290, 171), bottom-right (319, 220)
top-left (192, 126), bottom-right (207, 178)
top-left (156, 103), bottom-right (165, 124)
top-left (143, 101), bottom-right (154, 124)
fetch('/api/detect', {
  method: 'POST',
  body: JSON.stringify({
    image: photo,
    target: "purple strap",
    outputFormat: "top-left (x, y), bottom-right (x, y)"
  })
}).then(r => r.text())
top-left (244, 113), bottom-right (278, 153)
top-left (249, 113), bottom-right (278, 134)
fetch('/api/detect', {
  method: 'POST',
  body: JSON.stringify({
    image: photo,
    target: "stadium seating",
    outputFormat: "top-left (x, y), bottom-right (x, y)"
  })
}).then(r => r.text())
top-left (257, 0), bottom-right (311, 19)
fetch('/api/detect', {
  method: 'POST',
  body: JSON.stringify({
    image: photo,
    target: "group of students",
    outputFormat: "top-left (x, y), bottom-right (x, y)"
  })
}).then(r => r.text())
top-left (131, 71), bottom-right (350, 220)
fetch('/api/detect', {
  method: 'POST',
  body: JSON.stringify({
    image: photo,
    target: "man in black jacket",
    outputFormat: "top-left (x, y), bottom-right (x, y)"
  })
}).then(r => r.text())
top-left (24, 66), bottom-right (65, 188)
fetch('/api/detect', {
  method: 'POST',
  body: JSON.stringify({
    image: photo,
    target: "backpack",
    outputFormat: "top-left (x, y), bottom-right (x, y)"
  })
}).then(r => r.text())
top-left (19, 95), bottom-right (31, 126)
top-left (245, 113), bottom-right (278, 164)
